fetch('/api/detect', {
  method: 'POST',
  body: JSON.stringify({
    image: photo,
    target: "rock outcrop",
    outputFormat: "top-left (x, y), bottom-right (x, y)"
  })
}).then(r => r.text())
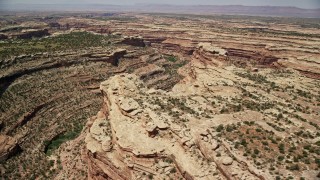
top-left (83, 72), bottom-right (273, 180)
top-left (88, 48), bottom-right (127, 66)
top-left (120, 36), bottom-right (146, 47)
top-left (198, 43), bottom-right (227, 56)
top-left (84, 74), bottom-right (222, 179)
top-left (0, 135), bottom-right (20, 162)
top-left (160, 38), bottom-right (196, 55)
top-left (193, 43), bottom-right (228, 67)
top-left (15, 29), bottom-right (50, 39)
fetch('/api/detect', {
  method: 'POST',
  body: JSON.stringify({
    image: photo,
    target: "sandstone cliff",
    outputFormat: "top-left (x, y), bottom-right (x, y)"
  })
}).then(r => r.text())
top-left (83, 69), bottom-right (276, 179)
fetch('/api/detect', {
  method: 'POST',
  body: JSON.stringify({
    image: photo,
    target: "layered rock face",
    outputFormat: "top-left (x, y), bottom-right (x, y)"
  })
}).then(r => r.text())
top-left (84, 74), bottom-right (223, 180)
top-left (226, 48), bottom-right (279, 68)
top-left (83, 71), bottom-right (276, 180)
top-left (193, 43), bottom-right (228, 67)
top-left (120, 36), bottom-right (146, 47)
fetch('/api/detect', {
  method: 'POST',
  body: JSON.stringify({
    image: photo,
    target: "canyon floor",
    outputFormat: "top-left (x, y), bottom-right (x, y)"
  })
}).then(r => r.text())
top-left (0, 12), bottom-right (319, 180)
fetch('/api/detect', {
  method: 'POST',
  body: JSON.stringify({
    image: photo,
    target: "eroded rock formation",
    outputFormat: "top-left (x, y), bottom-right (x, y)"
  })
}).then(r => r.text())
top-left (120, 36), bottom-right (146, 47)
top-left (83, 71), bottom-right (275, 180)
top-left (84, 74), bottom-right (222, 179)
top-left (0, 135), bottom-right (21, 162)
top-left (226, 48), bottom-right (279, 68)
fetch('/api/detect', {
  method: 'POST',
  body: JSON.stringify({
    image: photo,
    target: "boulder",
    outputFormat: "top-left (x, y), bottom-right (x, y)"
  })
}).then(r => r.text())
top-left (119, 97), bottom-right (140, 113)
top-left (90, 118), bottom-right (109, 142)
top-left (146, 122), bottom-right (157, 133)
top-left (211, 139), bottom-right (219, 150)
top-left (85, 135), bottom-right (101, 154)
top-left (101, 136), bottom-right (113, 152)
top-left (159, 161), bottom-right (170, 168)
top-left (222, 156), bottom-right (233, 166)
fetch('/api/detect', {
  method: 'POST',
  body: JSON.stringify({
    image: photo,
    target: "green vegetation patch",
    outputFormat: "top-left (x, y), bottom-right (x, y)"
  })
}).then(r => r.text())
top-left (236, 72), bottom-right (270, 84)
top-left (44, 123), bottom-right (83, 156)
top-left (0, 31), bottom-right (113, 59)
top-left (165, 55), bottom-right (178, 62)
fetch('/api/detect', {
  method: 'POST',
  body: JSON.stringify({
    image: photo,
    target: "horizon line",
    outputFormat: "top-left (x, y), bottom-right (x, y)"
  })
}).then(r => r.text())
top-left (1, 3), bottom-right (320, 10)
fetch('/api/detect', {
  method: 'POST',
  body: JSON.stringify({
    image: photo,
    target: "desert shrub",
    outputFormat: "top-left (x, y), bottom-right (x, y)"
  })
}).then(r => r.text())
top-left (216, 124), bottom-right (224, 132)
top-left (254, 149), bottom-right (260, 155)
top-left (278, 143), bottom-right (285, 154)
top-left (165, 55), bottom-right (178, 62)
top-left (45, 124), bottom-right (83, 155)
top-left (278, 156), bottom-right (284, 161)
top-left (288, 164), bottom-right (299, 171)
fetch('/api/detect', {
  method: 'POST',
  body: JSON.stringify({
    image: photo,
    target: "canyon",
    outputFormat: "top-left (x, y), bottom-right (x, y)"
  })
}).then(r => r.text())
top-left (0, 12), bottom-right (319, 180)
